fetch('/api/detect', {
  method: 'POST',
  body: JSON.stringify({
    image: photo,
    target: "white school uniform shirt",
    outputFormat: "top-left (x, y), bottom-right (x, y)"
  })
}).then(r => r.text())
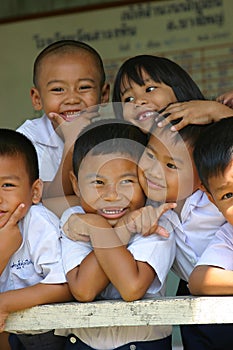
top-left (57, 206), bottom-right (176, 349)
top-left (17, 114), bottom-right (63, 181)
top-left (147, 190), bottom-right (226, 282)
top-left (0, 203), bottom-right (66, 293)
top-left (195, 222), bottom-right (233, 270)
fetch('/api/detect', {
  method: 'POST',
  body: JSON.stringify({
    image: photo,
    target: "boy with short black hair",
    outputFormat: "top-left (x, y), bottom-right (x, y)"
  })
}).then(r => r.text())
top-left (58, 119), bottom-right (176, 350)
top-left (0, 129), bottom-right (72, 350)
top-left (17, 39), bottom-right (110, 198)
top-left (189, 117), bottom-right (233, 296)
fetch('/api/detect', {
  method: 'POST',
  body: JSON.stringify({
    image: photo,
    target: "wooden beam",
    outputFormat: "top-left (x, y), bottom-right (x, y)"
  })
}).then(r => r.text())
top-left (5, 296), bottom-right (233, 332)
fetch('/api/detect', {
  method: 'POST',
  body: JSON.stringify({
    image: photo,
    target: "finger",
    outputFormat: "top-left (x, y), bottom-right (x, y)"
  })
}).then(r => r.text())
top-left (48, 112), bottom-right (64, 124)
top-left (0, 203), bottom-right (25, 228)
top-left (169, 119), bottom-right (189, 131)
top-left (157, 202), bottom-right (177, 217)
top-left (154, 225), bottom-right (169, 237)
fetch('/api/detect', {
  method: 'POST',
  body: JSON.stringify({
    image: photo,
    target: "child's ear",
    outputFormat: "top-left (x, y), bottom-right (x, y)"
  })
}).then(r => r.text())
top-left (199, 183), bottom-right (215, 204)
top-left (69, 171), bottom-right (80, 197)
top-left (31, 179), bottom-right (43, 204)
top-left (101, 83), bottom-right (110, 104)
top-left (30, 87), bottom-right (43, 111)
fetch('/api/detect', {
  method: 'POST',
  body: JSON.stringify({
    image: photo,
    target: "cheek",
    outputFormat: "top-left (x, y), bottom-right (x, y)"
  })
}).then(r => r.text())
top-left (217, 201), bottom-right (233, 224)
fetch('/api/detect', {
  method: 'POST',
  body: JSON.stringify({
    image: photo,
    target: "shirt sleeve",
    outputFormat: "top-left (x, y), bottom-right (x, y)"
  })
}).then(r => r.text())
top-left (196, 222), bottom-right (233, 270)
top-left (60, 206), bottom-right (93, 275)
top-left (23, 205), bottom-right (67, 284)
top-left (128, 215), bottom-right (176, 294)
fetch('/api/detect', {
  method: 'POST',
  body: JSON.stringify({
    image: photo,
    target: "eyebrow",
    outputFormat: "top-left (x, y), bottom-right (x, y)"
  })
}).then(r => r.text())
top-left (0, 175), bottom-right (20, 181)
top-left (47, 78), bottom-right (96, 87)
top-left (214, 181), bottom-right (232, 193)
top-left (85, 172), bottom-right (138, 179)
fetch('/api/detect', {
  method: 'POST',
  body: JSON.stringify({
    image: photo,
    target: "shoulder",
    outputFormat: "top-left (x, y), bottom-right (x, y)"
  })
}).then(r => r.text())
top-left (60, 206), bottom-right (84, 225)
top-left (21, 204), bottom-right (60, 234)
top-left (17, 115), bottom-right (54, 143)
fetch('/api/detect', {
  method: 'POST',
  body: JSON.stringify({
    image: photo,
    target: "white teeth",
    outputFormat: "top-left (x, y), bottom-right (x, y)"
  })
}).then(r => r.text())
top-left (64, 111), bottom-right (81, 117)
top-left (102, 208), bottom-right (124, 214)
top-left (138, 111), bottom-right (157, 121)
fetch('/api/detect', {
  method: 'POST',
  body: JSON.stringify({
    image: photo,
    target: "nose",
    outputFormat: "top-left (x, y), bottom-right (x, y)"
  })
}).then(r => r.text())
top-left (134, 94), bottom-right (148, 106)
top-left (65, 89), bottom-right (81, 104)
top-left (100, 184), bottom-right (120, 201)
top-left (148, 160), bottom-right (164, 179)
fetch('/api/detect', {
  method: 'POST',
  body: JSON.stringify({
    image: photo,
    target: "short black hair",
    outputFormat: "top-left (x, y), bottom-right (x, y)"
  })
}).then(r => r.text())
top-left (72, 119), bottom-right (148, 178)
top-left (112, 55), bottom-right (205, 119)
top-left (0, 129), bottom-right (39, 184)
top-left (193, 117), bottom-right (233, 191)
top-left (33, 39), bottom-right (106, 88)
top-left (150, 117), bottom-right (207, 149)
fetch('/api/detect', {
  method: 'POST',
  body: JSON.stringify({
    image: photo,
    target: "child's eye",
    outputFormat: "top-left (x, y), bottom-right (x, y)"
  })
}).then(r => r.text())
top-left (146, 86), bottom-right (156, 93)
top-left (51, 87), bottom-right (64, 92)
top-left (167, 163), bottom-right (177, 170)
top-left (93, 179), bottom-right (104, 185)
top-left (2, 183), bottom-right (15, 188)
top-left (121, 179), bottom-right (134, 184)
top-left (79, 84), bottom-right (93, 91)
top-left (123, 96), bottom-right (134, 103)
top-left (146, 150), bottom-right (156, 160)
top-left (222, 192), bottom-right (233, 200)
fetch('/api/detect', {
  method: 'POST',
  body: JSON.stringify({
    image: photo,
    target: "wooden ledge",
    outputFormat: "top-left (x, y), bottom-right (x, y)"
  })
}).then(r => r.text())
top-left (5, 296), bottom-right (233, 332)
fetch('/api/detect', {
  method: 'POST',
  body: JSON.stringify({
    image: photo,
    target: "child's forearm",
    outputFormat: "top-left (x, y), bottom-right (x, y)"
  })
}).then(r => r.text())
top-left (67, 252), bottom-right (109, 302)
top-left (189, 265), bottom-right (233, 295)
top-left (0, 283), bottom-right (73, 315)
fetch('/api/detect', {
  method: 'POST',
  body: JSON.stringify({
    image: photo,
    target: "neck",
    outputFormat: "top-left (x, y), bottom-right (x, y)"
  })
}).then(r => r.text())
top-left (173, 198), bottom-right (186, 218)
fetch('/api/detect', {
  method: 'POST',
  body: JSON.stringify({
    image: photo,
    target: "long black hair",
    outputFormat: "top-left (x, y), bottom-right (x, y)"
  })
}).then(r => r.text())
top-left (112, 55), bottom-right (205, 118)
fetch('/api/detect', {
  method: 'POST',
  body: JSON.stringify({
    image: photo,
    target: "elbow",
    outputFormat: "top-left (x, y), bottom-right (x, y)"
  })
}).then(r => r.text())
top-left (189, 266), bottom-right (212, 295)
top-left (119, 284), bottom-right (146, 302)
top-left (71, 288), bottom-right (97, 302)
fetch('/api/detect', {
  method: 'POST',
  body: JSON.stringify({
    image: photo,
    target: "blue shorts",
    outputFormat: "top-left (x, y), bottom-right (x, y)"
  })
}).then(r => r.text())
top-left (177, 279), bottom-right (233, 350)
top-left (9, 331), bottom-right (66, 350)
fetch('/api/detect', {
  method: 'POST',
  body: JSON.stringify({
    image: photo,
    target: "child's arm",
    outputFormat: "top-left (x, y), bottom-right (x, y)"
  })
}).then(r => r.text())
top-left (0, 204), bottom-right (26, 275)
top-left (66, 252), bottom-right (109, 302)
top-left (157, 100), bottom-right (233, 131)
top-left (189, 265), bottom-right (233, 295)
top-left (42, 111), bottom-right (97, 198)
top-left (63, 213), bottom-right (154, 301)
top-left (0, 282), bottom-right (73, 332)
top-left (188, 224), bottom-right (233, 295)
top-left (115, 203), bottom-right (176, 239)
top-left (84, 216), bottom-right (156, 302)
top-left (61, 213), bottom-right (111, 301)
top-left (63, 203), bottom-right (176, 244)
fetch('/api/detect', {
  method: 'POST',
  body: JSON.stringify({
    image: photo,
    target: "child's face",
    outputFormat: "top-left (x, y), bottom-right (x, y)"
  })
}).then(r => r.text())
top-left (31, 51), bottom-right (109, 126)
top-left (206, 159), bottom-right (233, 225)
top-left (0, 155), bottom-right (42, 226)
top-left (138, 128), bottom-right (200, 203)
top-left (71, 152), bottom-right (145, 227)
top-left (120, 69), bottom-right (177, 132)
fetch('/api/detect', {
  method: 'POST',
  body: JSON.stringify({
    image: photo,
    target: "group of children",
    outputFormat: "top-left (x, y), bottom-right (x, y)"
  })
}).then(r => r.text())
top-left (1, 39), bottom-right (233, 350)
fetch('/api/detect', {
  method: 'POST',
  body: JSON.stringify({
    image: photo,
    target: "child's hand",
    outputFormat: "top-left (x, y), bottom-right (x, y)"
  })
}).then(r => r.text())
top-left (0, 203), bottom-right (25, 249)
top-left (63, 214), bottom-right (91, 242)
top-left (157, 100), bottom-right (233, 131)
top-left (0, 203), bottom-right (25, 229)
top-left (122, 202), bottom-right (176, 237)
top-left (48, 106), bottom-right (99, 143)
top-left (217, 90), bottom-right (233, 108)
